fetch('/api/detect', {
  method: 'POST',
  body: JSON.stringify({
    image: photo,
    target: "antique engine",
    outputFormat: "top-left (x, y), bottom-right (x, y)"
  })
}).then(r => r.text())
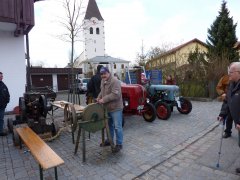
top-left (14, 87), bottom-right (56, 135)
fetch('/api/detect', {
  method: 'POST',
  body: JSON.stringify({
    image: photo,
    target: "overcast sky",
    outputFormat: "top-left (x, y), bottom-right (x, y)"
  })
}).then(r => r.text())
top-left (29, 0), bottom-right (240, 67)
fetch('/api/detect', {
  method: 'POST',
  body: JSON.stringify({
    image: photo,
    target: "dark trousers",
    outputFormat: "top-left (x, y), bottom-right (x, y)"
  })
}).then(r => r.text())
top-left (225, 114), bottom-right (233, 135)
top-left (0, 108), bottom-right (5, 133)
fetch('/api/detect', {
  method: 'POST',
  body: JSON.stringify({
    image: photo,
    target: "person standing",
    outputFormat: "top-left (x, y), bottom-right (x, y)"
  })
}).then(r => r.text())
top-left (216, 74), bottom-right (233, 138)
top-left (165, 75), bottom-right (176, 85)
top-left (218, 62), bottom-right (240, 173)
top-left (0, 72), bottom-right (10, 136)
top-left (86, 64), bottom-right (103, 104)
top-left (97, 67), bottom-right (123, 153)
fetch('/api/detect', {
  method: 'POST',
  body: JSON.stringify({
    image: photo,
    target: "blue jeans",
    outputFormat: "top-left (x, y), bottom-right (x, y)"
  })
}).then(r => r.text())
top-left (0, 108), bottom-right (5, 133)
top-left (108, 110), bottom-right (123, 145)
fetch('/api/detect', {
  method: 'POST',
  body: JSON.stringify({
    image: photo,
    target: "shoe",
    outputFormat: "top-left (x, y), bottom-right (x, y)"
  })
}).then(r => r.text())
top-left (0, 132), bottom-right (8, 136)
top-left (100, 140), bottom-right (111, 147)
top-left (223, 133), bottom-right (231, 138)
top-left (112, 145), bottom-right (122, 153)
top-left (236, 168), bottom-right (240, 173)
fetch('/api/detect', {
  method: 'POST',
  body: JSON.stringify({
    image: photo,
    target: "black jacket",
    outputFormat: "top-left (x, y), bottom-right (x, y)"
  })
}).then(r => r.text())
top-left (219, 80), bottom-right (240, 125)
top-left (0, 81), bottom-right (10, 109)
top-left (87, 73), bottom-right (101, 98)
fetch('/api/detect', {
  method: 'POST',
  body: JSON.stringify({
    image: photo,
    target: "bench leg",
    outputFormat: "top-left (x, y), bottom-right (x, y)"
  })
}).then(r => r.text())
top-left (82, 129), bottom-right (86, 162)
top-left (74, 127), bottom-right (81, 154)
top-left (54, 167), bottom-right (58, 180)
top-left (19, 138), bottom-right (22, 149)
top-left (39, 165), bottom-right (43, 180)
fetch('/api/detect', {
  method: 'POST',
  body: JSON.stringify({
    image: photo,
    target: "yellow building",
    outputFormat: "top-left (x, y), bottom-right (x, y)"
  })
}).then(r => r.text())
top-left (146, 38), bottom-right (208, 72)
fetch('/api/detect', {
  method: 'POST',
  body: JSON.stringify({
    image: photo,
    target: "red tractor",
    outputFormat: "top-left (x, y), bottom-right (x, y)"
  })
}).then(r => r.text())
top-left (121, 84), bottom-right (156, 122)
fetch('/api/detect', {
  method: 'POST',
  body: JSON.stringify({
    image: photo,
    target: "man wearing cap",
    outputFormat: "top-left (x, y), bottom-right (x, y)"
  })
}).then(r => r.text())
top-left (97, 67), bottom-right (123, 153)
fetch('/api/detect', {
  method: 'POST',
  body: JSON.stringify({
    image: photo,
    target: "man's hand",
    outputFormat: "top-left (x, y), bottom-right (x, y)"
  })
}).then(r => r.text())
top-left (236, 124), bottom-right (240, 131)
top-left (217, 116), bottom-right (224, 121)
top-left (221, 93), bottom-right (226, 100)
top-left (96, 98), bottom-right (104, 104)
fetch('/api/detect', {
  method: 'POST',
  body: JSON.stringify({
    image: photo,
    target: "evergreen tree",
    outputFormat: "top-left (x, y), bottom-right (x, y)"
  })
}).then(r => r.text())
top-left (207, 0), bottom-right (239, 63)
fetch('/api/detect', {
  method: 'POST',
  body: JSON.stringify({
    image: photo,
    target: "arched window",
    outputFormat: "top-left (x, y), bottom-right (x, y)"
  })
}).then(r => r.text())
top-left (96, 28), bottom-right (100, 34)
top-left (90, 27), bottom-right (93, 34)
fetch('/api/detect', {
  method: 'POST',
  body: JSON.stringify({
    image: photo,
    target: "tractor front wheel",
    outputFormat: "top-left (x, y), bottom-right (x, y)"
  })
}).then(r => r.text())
top-left (142, 103), bottom-right (156, 122)
top-left (177, 98), bottom-right (192, 114)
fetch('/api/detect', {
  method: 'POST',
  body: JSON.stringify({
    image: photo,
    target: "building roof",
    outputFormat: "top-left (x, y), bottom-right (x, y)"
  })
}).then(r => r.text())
top-left (82, 56), bottom-right (130, 64)
top-left (30, 67), bottom-right (82, 74)
top-left (84, 0), bottom-right (103, 21)
top-left (160, 38), bottom-right (207, 58)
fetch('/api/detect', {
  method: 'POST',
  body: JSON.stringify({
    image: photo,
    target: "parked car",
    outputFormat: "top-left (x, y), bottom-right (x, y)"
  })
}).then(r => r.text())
top-left (81, 78), bottom-right (91, 93)
top-left (69, 78), bottom-right (91, 94)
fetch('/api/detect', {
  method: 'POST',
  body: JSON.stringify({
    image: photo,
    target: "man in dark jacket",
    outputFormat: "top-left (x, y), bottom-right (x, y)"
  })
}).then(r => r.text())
top-left (0, 72), bottom-right (10, 136)
top-left (86, 64), bottom-right (103, 104)
top-left (218, 62), bottom-right (240, 173)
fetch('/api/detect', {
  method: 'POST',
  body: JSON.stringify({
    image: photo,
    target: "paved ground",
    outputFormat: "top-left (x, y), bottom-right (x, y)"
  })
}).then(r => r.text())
top-left (1, 92), bottom-right (240, 180)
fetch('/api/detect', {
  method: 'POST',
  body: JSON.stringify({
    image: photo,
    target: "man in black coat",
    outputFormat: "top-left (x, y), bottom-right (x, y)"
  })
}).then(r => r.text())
top-left (0, 72), bottom-right (10, 136)
top-left (86, 64), bottom-right (103, 104)
top-left (218, 62), bottom-right (240, 173)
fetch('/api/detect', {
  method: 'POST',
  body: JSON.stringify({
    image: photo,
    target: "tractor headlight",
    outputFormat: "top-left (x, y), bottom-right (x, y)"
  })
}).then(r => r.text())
top-left (146, 98), bottom-right (150, 103)
top-left (124, 100), bottom-right (129, 107)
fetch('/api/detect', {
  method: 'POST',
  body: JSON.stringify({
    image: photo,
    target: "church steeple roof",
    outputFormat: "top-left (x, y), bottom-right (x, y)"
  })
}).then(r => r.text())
top-left (84, 0), bottom-right (103, 20)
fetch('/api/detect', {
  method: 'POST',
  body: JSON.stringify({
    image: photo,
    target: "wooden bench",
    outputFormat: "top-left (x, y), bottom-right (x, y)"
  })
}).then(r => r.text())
top-left (15, 126), bottom-right (64, 180)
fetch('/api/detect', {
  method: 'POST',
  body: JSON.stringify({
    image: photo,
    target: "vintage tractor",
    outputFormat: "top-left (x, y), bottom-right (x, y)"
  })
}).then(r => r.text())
top-left (148, 84), bottom-right (192, 120)
top-left (8, 87), bottom-right (57, 145)
top-left (121, 84), bottom-right (156, 122)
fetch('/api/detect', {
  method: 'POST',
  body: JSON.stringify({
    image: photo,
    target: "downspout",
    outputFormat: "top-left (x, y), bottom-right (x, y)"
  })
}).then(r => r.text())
top-left (26, 33), bottom-right (31, 92)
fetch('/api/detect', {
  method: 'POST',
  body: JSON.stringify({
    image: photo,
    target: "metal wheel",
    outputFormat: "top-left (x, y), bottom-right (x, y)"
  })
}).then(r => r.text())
top-left (81, 103), bottom-right (105, 132)
top-left (19, 97), bottom-right (26, 121)
top-left (64, 104), bottom-right (77, 132)
top-left (156, 101), bottom-right (171, 120)
top-left (12, 129), bottom-right (20, 146)
top-left (142, 103), bottom-right (156, 122)
top-left (39, 95), bottom-right (48, 117)
top-left (177, 98), bottom-right (192, 114)
top-left (7, 118), bottom-right (14, 133)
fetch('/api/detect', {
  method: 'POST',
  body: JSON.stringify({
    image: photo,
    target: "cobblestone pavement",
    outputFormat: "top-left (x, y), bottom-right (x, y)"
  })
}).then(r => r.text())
top-left (136, 122), bottom-right (240, 180)
top-left (1, 92), bottom-right (234, 180)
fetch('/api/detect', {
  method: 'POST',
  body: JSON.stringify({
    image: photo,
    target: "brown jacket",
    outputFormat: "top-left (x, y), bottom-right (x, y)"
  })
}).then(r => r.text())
top-left (216, 74), bottom-right (229, 101)
top-left (98, 75), bottom-right (123, 112)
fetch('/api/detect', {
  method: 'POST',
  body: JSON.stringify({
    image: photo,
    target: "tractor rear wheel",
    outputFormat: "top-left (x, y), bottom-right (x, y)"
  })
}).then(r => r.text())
top-left (142, 103), bottom-right (156, 122)
top-left (156, 101), bottom-right (171, 120)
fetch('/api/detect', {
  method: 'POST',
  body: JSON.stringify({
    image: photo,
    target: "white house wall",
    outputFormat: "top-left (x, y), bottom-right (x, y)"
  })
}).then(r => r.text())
top-left (0, 31), bottom-right (26, 112)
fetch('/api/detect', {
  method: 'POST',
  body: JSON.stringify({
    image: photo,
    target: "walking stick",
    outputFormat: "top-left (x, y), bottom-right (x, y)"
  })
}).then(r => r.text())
top-left (216, 118), bottom-right (226, 168)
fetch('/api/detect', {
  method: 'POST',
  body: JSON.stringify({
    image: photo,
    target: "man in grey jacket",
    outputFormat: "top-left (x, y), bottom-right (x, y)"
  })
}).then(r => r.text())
top-left (97, 67), bottom-right (123, 153)
top-left (218, 62), bottom-right (240, 173)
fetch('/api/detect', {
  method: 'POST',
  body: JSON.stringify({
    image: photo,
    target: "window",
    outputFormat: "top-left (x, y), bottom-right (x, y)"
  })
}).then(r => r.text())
top-left (121, 64), bottom-right (124, 69)
top-left (114, 64), bottom-right (116, 69)
top-left (96, 28), bottom-right (100, 34)
top-left (90, 27), bottom-right (93, 34)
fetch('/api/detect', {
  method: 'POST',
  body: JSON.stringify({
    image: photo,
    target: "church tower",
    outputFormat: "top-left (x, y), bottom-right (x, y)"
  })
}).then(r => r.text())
top-left (83, 0), bottom-right (105, 60)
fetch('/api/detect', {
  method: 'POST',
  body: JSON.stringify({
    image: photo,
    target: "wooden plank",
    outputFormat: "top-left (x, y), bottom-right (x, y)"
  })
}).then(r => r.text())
top-left (52, 100), bottom-right (85, 112)
top-left (16, 127), bottom-right (64, 170)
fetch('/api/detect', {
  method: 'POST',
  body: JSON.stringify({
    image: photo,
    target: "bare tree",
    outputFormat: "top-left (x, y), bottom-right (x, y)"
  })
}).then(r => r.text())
top-left (56, 0), bottom-right (84, 103)
top-left (57, 0), bottom-right (84, 67)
